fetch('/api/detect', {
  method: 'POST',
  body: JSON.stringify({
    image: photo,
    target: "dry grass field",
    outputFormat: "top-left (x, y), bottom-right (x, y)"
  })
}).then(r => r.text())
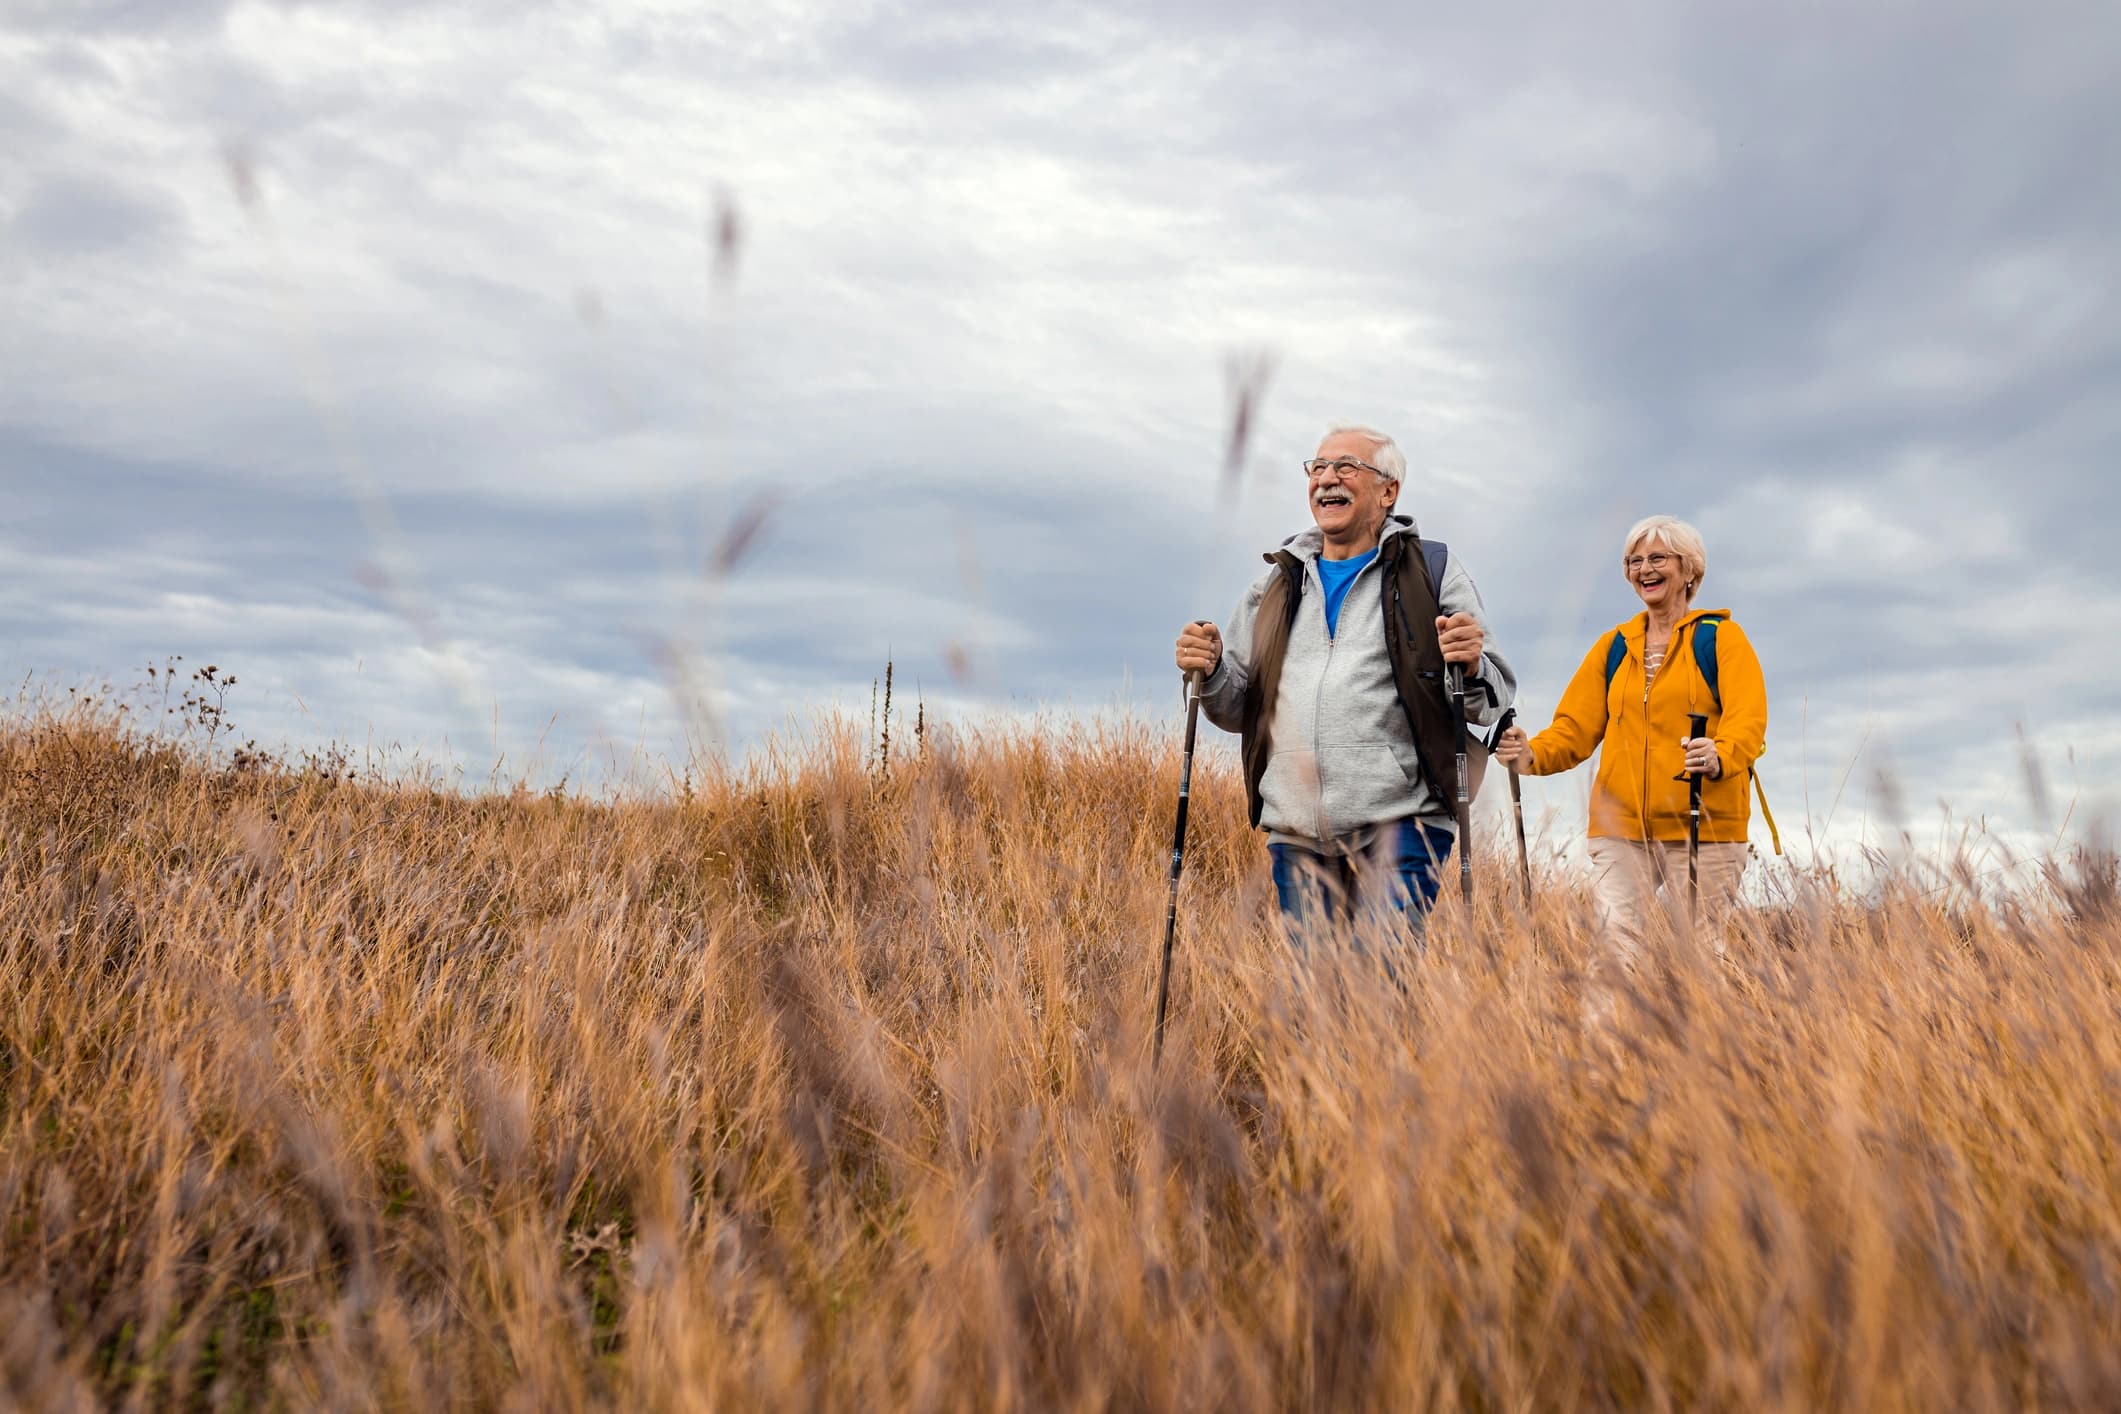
top-left (4, 692), bottom-right (2119, 1411)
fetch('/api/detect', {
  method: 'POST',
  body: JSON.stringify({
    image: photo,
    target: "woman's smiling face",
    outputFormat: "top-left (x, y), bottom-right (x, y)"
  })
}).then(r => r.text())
top-left (1626, 537), bottom-right (1688, 611)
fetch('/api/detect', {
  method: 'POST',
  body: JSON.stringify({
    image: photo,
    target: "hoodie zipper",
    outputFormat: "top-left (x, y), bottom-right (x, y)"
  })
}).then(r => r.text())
top-left (1311, 556), bottom-right (1336, 840)
top-left (1310, 549), bottom-right (1382, 842)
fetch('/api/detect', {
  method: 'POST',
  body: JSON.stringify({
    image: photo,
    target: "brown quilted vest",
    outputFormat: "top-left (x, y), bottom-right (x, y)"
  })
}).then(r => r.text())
top-left (1235, 528), bottom-right (1462, 830)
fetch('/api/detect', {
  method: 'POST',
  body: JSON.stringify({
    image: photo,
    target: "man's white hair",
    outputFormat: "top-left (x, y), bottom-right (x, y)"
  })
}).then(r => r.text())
top-left (1321, 422), bottom-right (1406, 484)
top-left (1623, 514), bottom-right (1708, 597)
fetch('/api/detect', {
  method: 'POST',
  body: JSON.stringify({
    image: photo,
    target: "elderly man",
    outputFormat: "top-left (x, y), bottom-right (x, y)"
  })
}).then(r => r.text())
top-left (1174, 422), bottom-right (1515, 943)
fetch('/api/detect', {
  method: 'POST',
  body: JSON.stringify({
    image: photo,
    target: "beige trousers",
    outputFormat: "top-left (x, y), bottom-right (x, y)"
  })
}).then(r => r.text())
top-left (1586, 837), bottom-right (1750, 959)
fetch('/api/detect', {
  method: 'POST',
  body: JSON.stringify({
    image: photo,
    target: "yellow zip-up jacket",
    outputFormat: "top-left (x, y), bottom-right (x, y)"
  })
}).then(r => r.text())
top-left (1522, 607), bottom-right (1766, 843)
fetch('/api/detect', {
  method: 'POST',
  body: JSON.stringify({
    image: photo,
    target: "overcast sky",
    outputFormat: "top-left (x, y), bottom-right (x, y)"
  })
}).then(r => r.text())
top-left (5, 0), bottom-right (2117, 865)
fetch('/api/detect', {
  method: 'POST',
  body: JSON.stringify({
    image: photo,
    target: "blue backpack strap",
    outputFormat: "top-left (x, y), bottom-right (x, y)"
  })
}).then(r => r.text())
top-left (1602, 629), bottom-right (1628, 691)
top-left (1422, 539), bottom-right (1448, 595)
top-left (1422, 538), bottom-right (1501, 708)
top-left (1692, 614), bottom-right (1725, 710)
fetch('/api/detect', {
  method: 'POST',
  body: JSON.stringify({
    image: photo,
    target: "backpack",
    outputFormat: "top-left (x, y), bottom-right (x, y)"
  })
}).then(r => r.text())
top-left (1603, 615), bottom-right (1782, 854)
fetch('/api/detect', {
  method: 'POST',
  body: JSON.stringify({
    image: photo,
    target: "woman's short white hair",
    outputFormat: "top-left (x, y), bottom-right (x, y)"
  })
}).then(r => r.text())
top-left (1322, 422), bottom-right (1406, 484)
top-left (1622, 514), bottom-right (1707, 597)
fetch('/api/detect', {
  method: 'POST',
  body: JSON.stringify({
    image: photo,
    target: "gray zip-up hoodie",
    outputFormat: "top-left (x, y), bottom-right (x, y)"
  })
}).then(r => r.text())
top-left (1198, 517), bottom-right (1515, 848)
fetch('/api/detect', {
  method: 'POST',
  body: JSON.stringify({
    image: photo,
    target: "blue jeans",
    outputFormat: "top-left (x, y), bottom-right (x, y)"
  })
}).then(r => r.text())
top-left (1268, 817), bottom-right (1457, 947)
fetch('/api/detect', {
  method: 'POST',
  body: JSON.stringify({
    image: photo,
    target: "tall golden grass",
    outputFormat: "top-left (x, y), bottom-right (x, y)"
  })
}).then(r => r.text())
top-left (4, 696), bottom-right (2119, 1410)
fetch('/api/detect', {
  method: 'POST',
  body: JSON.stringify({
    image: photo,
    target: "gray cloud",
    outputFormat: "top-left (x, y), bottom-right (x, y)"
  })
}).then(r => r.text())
top-left (4, 0), bottom-right (235, 38)
top-left (9, 170), bottom-right (183, 254)
top-left (3, 0), bottom-right (2117, 861)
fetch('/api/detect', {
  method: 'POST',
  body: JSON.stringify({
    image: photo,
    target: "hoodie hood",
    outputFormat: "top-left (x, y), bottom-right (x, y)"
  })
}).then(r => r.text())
top-left (1268, 512), bottom-right (1421, 564)
top-left (1621, 605), bottom-right (1733, 645)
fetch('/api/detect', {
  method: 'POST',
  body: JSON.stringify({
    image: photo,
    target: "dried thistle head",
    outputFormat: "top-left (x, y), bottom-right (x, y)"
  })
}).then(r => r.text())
top-left (2016, 722), bottom-right (2053, 830)
top-left (221, 137), bottom-right (261, 211)
top-left (1221, 349), bottom-right (1277, 501)
top-left (709, 493), bottom-right (775, 578)
top-left (708, 185), bottom-right (744, 289)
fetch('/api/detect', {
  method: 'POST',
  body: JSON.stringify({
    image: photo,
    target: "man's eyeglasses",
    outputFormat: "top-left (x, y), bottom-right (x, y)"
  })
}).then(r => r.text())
top-left (1302, 458), bottom-right (1384, 481)
top-left (1625, 553), bottom-right (1677, 572)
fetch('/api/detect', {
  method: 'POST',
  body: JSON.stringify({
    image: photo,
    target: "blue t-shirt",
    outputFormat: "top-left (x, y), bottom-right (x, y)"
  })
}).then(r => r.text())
top-left (1314, 548), bottom-right (1377, 637)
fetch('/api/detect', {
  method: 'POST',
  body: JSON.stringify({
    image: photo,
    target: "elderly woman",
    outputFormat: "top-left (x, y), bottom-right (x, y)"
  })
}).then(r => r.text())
top-left (1495, 515), bottom-right (1771, 946)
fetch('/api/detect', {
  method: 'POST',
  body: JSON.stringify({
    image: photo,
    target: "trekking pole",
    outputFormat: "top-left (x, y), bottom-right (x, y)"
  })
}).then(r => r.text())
top-left (1681, 711), bottom-right (1709, 921)
top-left (1446, 661), bottom-right (1473, 907)
top-left (1153, 655), bottom-right (1206, 1068)
top-left (1495, 707), bottom-right (1531, 904)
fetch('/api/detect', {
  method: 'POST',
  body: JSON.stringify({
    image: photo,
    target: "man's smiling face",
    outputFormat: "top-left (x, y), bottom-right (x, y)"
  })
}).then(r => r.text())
top-left (1307, 429), bottom-right (1399, 546)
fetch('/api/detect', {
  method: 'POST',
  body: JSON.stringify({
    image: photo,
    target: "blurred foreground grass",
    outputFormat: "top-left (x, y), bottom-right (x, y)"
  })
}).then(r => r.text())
top-left (3, 699), bottom-right (2118, 1410)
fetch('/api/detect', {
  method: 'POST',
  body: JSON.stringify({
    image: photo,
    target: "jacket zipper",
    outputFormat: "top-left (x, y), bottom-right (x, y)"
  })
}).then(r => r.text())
top-left (1635, 617), bottom-right (1689, 838)
top-left (1637, 632), bottom-right (1651, 840)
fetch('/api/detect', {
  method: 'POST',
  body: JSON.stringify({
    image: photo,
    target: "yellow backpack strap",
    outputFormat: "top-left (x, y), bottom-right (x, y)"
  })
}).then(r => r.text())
top-left (1751, 768), bottom-right (1782, 855)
